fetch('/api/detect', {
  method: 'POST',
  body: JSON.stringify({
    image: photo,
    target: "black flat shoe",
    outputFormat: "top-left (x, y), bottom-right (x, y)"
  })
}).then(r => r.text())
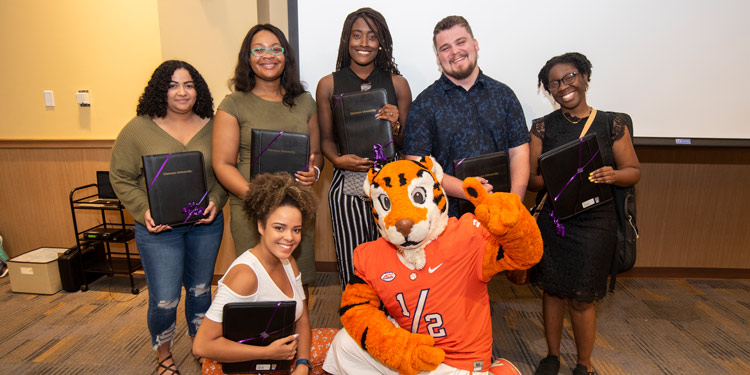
top-left (572, 363), bottom-right (595, 375)
top-left (157, 354), bottom-right (181, 375)
top-left (535, 355), bottom-right (560, 375)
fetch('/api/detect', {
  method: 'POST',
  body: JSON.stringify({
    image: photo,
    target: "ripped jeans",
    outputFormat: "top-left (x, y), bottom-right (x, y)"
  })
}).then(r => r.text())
top-left (135, 213), bottom-right (224, 349)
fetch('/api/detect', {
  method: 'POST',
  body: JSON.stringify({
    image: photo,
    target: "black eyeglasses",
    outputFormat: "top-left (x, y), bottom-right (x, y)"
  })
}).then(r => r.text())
top-left (548, 71), bottom-right (578, 91)
top-left (251, 46), bottom-right (285, 57)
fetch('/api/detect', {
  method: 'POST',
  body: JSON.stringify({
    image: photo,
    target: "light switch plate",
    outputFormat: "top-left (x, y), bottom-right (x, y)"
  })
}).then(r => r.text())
top-left (44, 90), bottom-right (54, 107)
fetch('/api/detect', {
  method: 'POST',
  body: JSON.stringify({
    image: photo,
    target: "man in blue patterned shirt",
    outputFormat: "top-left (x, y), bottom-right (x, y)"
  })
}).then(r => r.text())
top-left (404, 15), bottom-right (530, 218)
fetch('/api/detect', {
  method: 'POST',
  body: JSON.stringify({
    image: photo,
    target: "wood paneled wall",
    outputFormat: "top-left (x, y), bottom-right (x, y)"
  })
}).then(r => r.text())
top-left (633, 147), bottom-right (750, 268)
top-left (1, 140), bottom-right (748, 274)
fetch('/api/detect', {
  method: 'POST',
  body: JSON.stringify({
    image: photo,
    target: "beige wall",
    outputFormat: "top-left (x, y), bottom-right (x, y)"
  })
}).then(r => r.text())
top-left (0, 0), bottom-right (287, 139)
top-left (0, 0), bottom-right (163, 139)
top-left (156, 0), bottom-right (259, 102)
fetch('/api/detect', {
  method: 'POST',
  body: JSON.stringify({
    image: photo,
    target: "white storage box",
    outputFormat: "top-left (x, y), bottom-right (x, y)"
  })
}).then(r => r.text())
top-left (8, 247), bottom-right (66, 294)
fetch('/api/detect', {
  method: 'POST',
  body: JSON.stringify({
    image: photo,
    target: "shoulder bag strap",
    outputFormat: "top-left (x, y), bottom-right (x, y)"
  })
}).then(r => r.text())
top-left (579, 108), bottom-right (597, 138)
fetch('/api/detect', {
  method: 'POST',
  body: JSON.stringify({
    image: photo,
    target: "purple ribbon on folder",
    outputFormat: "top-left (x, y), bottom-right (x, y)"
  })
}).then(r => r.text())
top-left (182, 191), bottom-right (208, 224)
top-left (454, 157), bottom-right (467, 169)
top-left (372, 140), bottom-right (394, 168)
top-left (237, 301), bottom-right (284, 344)
top-left (332, 93), bottom-right (344, 110)
top-left (549, 210), bottom-right (565, 237)
top-left (250, 131), bottom-right (285, 169)
top-left (147, 153), bottom-right (171, 191)
top-left (146, 153), bottom-right (208, 224)
top-left (553, 138), bottom-right (601, 204)
top-left (547, 138), bottom-right (601, 237)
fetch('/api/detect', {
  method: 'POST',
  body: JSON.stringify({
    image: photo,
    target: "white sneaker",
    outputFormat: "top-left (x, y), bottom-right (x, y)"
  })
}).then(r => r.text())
top-left (0, 265), bottom-right (8, 278)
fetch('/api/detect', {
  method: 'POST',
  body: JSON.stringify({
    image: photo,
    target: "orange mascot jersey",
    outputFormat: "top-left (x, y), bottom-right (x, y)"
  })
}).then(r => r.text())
top-left (353, 214), bottom-right (493, 372)
top-left (329, 156), bottom-right (543, 375)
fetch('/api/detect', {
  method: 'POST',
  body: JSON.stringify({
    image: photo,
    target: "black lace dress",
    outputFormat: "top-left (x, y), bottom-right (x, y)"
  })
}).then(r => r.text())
top-left (530, 109), bottom-right (629, 302)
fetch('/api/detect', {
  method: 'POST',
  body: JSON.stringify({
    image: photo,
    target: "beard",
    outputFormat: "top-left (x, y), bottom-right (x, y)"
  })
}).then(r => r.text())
top-left (443, 56), bottom-right (477, 80)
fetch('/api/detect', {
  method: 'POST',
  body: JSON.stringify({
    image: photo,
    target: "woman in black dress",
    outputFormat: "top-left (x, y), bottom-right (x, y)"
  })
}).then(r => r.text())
top-left (528, 52), bottom-right (640, 375)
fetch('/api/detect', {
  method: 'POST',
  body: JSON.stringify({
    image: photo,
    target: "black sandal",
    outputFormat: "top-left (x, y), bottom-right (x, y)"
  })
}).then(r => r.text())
top-left (157, 354), bottom-right (181, 375)
top-left (572, 364), bottom-right (596, 375)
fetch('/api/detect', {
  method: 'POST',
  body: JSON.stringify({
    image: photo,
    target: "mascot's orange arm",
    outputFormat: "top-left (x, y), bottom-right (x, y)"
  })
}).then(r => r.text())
top-left (462, 177), bottom-right (544, 280)
top-left (340, 275), bottom-right (445, 375)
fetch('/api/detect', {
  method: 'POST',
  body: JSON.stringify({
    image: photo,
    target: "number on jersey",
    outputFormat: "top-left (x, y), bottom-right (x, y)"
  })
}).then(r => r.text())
top-left (395, 289), bottom-right (446, 338)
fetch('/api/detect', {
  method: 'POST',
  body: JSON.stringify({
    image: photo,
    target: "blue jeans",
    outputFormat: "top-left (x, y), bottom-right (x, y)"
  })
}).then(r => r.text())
top-left (135, 212), bottom-right (223, 349)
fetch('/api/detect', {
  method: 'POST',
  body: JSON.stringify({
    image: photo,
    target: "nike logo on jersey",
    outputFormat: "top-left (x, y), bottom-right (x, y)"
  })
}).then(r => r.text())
top-left (428, 263), bottom-right (443, 273)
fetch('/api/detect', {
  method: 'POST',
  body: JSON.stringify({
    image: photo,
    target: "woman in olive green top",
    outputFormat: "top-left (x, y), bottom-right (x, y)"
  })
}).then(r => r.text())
top-left (110, 60), bottom-right (228, 375)
top-left (213, 24), bottom-right (322, 286)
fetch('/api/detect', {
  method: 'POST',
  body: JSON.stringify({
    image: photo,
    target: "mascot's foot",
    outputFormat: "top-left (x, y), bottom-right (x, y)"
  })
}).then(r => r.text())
top-left (489, 358), bottom-right (521, 375)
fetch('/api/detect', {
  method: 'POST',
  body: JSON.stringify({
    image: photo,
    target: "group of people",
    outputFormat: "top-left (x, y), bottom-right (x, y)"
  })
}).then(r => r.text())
top-left (109, 7), bottom-right (640, 375)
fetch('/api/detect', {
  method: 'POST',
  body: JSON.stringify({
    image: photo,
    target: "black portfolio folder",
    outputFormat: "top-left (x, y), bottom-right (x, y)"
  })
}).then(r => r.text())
top-left (453, 151), bottom-right (511, 216)
top-left (332, 88), bottom-right (395, 159)
top-left (142, 151), bottom-right (208, 226)
top-left (250, 129), bottom-right (310, 177)
top-left (222, 301), bottom-right (297, 373)
top-left (538, 133), bottom-right (612, 220)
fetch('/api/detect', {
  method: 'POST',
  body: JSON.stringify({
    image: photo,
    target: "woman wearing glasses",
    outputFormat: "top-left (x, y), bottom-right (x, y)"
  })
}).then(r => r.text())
top-left (528, 52), bottom-right (640, 375)
top-left (213, 24), bottom-right (322, 289)
top-left (315, 7), bottom-right (412, 289)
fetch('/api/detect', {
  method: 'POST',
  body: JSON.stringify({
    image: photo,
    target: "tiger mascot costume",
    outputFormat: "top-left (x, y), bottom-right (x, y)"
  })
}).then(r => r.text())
top-left (322, 157), bottom-right (543, 375)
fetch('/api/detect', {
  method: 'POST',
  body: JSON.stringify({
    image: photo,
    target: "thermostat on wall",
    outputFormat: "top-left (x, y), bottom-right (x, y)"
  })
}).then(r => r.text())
top-left (76, 90), bottom-right (90, 107)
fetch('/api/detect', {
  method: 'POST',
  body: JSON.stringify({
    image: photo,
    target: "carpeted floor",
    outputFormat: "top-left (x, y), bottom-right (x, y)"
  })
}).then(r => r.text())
top-left (0, 272), bottom-right (748, 374)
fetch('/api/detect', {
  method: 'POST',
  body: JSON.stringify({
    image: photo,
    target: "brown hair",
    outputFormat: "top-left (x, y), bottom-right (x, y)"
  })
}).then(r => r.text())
top-left (432, 15), bottom-right (474, 47)
top-left (243, 172), bottom-right (317, 226)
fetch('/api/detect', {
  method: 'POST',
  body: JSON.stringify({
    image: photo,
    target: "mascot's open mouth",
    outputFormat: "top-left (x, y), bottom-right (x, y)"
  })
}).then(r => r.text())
top-left (401, 240), bottom-right (420, 247)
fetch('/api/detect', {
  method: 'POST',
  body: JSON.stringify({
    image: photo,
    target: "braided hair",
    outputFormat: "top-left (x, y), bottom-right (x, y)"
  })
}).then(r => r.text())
top-left (335, 8), bottom-right (400, 75)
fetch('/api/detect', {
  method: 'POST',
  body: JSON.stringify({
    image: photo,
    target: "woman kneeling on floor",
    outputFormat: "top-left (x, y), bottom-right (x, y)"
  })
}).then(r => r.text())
top-left (193, 173), bottom-right (336, 375)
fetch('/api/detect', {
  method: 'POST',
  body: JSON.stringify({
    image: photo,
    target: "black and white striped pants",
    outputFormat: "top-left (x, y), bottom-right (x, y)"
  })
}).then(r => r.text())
top-left (328, 168), bottom-right (380, 290)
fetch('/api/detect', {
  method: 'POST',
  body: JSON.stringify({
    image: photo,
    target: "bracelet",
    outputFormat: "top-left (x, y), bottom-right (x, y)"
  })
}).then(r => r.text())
top-left (392, 120), bottom-right (402, 137)
top-left (295, 358), bottom-right (312, 370)
top-left (313, 166), bottom-right (321, 182)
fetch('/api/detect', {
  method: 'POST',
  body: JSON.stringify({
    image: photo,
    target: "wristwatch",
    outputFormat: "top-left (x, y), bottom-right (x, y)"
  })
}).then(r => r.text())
top-left (295, 358), bottom-right (313, 370)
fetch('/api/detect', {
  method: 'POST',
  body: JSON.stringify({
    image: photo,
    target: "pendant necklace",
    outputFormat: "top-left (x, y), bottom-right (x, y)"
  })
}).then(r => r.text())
top-left (562, 107), bottom-right (591, 125)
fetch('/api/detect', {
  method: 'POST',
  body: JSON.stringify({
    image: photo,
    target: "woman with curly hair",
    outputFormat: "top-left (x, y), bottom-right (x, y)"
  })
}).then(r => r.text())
top-left (315, 7), bottom-right (412, 289)
top-left (213, 24), bottom-right (322, 288)
top-left (528, 52), bottom-right (640, 375)
top-left (110, 60), bottom-right (227, 375)
top-left (194, 173), bottom-right (337, 375)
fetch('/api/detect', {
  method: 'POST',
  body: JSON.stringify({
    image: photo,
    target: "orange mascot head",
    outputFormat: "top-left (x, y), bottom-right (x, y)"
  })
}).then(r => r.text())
top-left (363, 156), bottom-right (449, 269)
